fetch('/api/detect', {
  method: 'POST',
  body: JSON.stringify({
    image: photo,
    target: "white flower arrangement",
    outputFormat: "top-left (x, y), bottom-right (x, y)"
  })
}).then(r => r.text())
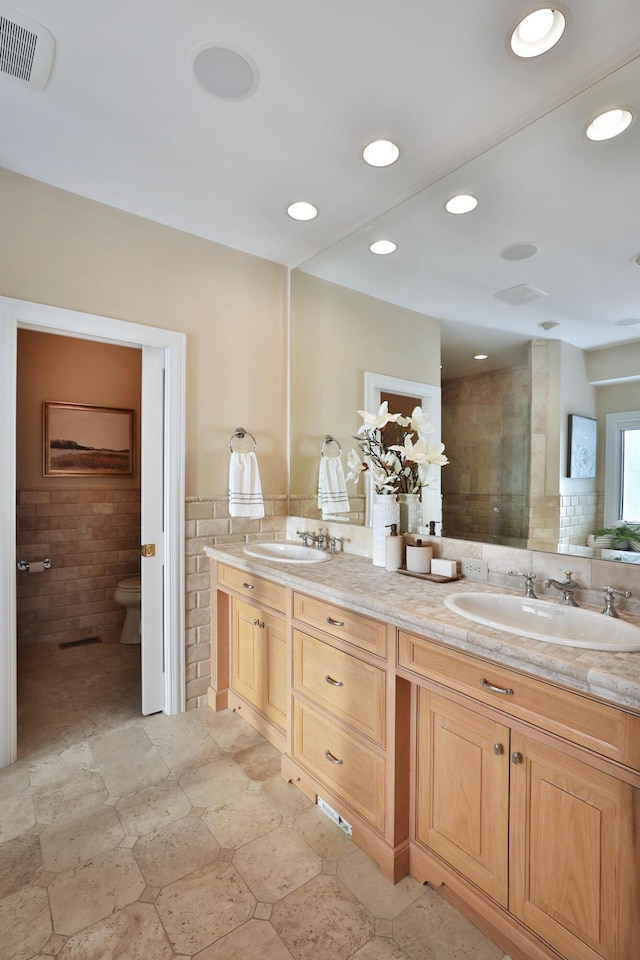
top-left (346, 402), bottom-right (448, 495)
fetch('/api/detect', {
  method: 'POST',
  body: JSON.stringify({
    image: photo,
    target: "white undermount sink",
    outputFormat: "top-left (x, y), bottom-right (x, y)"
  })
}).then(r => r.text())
top-left (444, 592), bottom-right (640, 651)
top-left (243, 541), bottom-right (332, 563)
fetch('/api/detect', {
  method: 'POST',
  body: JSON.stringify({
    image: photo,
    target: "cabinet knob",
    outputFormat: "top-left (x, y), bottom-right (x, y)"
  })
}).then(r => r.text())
top-left (252, 618), bottom-right (265, 629)
top-left (324, 749), bottom-right (343, 766)
top-left (511, 752), bottom-right (523, 765)
top-left (493, 743), bottom-right (504, 756)
top-left (324, 674), bottom-right (344, 687)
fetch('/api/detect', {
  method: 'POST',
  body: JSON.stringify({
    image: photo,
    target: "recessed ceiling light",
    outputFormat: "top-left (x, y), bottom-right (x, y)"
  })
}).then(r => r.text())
top-left (586, 108), bottom-right (633, 141)
top-left (614, 317), bottom-right (640, 326)
top-left (190, 43), bottom-right (259, 100)
top-left (510, 8), bottom-right (566, 58)
top-left (369, 240), bottom-right (397, 255)
top-left (500, 242), bottom-right (540, 261)
top-left (286, 201), bottom-right (318, 221)
top-left (362, 140), bottom-right (400, 167)
top-left (445, 194), bottom-right (478, 215)
top-left (474, 354), bottom-right (488, 361)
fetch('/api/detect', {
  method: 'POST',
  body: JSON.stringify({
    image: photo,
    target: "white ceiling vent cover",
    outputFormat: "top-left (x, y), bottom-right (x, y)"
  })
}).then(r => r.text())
top-left (493, 283), bottom-right (549, 306)
top-left (0, 3), bottom-right (55, 89)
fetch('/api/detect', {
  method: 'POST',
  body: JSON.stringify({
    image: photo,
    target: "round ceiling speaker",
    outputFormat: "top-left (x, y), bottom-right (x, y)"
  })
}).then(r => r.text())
top-left (190, 43), bottom-right (259, 100)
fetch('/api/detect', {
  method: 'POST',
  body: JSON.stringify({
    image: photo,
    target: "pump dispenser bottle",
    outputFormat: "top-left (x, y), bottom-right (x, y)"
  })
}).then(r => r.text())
top-left (384, 523), bottom-right (403, 572)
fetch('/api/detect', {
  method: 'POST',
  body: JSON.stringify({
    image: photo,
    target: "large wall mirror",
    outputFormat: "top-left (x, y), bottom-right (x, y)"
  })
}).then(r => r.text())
top-left (290, 55), bottom-right (640, 565)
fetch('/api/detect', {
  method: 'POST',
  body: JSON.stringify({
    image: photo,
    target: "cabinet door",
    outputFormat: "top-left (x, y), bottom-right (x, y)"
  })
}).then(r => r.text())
top-left (415, 689), bottom-right (510, 906)
top-left (263, 613), bottom-right (287, 730)
top-left (509, 733), bottom-right (639, 960)
top-left (232, 598), bottom-right (287, 731)
top-left (231, 598), bottom-right (264, 710)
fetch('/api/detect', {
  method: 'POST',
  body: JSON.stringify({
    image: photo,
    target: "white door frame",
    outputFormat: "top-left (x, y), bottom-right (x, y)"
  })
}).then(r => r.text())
top-left (0, 297), bottom-right (186, 767)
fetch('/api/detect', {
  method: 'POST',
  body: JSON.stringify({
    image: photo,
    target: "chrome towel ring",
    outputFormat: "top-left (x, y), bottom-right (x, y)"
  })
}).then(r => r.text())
top-left (229, 427), bottom-right (257, 453)
top-left (320, 434), bottom-right (342, 456)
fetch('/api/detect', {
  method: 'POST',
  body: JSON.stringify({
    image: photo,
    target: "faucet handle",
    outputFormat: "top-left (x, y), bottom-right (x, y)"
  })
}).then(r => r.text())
top-left (508, 570), bottom-right (537, 598)
top-left (329, 536), bottom-right (343, 554)
top-left (603, 585), bottom-right (632, 598)
top-left (297, 530), bottom-right (312, 547)
top-left (601, 584), bottom-right (632, 618)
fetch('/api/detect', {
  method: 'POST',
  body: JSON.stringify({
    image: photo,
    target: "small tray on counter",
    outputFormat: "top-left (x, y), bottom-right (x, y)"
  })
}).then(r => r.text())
top-left (396, 567), bottom-right (460, 583)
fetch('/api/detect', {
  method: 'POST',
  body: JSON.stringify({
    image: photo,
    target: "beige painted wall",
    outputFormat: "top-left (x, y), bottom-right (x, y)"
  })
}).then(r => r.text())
top-left (1, 168), bottom-right (288, 498)
top-left (290, 270), bottom-right (441, 499)
top-left (17, 330), bottom-right (142, 490)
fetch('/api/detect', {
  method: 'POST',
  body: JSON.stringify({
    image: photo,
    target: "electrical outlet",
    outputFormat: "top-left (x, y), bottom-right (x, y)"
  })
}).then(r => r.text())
top-left (461, 558), bottom-right (489, 580)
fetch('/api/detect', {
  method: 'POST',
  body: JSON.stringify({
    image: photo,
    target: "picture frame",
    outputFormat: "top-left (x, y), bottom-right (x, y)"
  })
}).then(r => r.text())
top-left (43, 402), bottom-right (135, 477)
top-left (567, 414), bottom-right (597, 479)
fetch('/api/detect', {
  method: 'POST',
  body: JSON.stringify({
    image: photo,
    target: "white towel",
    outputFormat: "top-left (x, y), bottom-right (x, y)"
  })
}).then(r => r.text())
top-left (229, 451), bottom-right (265, 518)
top-left (318, 456), bottom-right (350, 517)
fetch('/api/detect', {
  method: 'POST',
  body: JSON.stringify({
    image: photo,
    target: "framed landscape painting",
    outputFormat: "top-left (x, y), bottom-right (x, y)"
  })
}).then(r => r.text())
top-left (43, 402), bottom-right (135, 477)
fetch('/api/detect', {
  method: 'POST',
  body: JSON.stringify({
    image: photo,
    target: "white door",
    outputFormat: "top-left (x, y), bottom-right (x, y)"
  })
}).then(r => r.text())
top-left (141, 346), bottom-right (165, 715)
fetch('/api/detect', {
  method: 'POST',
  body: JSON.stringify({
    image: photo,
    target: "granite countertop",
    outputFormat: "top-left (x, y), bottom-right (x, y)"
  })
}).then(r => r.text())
top-left (204, 544), bottom-right (640, 714)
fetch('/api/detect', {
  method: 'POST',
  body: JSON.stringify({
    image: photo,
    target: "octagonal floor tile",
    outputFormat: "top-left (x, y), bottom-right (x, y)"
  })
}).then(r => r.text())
top-left (179, 757), bottom-right (250, 807)
top-left (133, 816), bottom-right (220, 887)
top-left (193, 918), bottom-right (294, 959)
top-left (40, 804), bottom-right (124, 873)
top-left (56, 902), bottom-right (173, 960)
top-left (233, 826), bottom-right (321, 903)
top-left (392, 888), bottom-right (505, 960)
top-left (203, 788), bottom-right (281, 849)
top-left (271, 873), bottom-right (373, 960)
top-left (116, 778), bottom-right (191, 836)
top-left (0, 884), bottom-right (51, 960)
top-left (155, 860), bottom-right (255, 955)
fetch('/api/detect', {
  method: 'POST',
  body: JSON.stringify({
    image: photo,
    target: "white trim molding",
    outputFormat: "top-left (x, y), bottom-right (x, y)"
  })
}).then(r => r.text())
top-left (0, 297), bottom-right (186, 767)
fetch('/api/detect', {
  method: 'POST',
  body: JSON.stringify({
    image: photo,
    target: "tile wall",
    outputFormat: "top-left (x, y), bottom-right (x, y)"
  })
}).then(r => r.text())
top-left (16, 489), bottom-right (141, 645)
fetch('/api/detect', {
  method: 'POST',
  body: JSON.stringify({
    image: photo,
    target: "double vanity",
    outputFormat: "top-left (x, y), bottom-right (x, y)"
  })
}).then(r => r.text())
top-left (205, 542), bottom-right (640, 960)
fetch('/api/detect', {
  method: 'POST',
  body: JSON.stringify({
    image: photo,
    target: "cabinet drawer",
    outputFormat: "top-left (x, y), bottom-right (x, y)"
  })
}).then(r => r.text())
top-left (292, 698), bottom-right (385, 831)
top-left (398, 631), bottom-right (640, 771)
top-left (293, 592), bottom-right (387, 659)
top-left (219, 563), bottom-right (287, 613)
top-left (293, 630), bottom-right (386, 745)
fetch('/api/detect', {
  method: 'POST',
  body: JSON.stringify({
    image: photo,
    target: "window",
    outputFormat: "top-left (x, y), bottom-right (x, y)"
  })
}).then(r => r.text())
top-left (604, 410), bottom-right (640, 524)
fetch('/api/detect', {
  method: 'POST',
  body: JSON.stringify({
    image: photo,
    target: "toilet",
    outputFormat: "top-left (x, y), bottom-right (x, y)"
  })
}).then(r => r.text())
top-left (114, 576), bottom-right (141, 644)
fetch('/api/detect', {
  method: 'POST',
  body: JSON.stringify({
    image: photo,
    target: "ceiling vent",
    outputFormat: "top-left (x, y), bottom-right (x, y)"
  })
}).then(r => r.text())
top-left (493, 283), bottom-right (549, 306)
top-left (0, 3), bottom-right (55, 90)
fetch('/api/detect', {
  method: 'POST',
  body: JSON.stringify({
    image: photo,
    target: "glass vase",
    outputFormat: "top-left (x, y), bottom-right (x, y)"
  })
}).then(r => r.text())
top-left (372, 492), bottom-right (400, 567)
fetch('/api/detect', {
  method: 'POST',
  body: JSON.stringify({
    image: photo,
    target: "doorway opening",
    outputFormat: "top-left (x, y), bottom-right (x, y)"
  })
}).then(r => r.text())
top-left (1, 297), bottom-right (186, 768)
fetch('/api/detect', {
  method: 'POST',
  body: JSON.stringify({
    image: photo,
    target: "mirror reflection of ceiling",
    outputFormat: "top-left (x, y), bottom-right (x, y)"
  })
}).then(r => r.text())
top-left (297, 55), bottom-right (640, 380)
top-left (1, 2), bottom-right (640, 268)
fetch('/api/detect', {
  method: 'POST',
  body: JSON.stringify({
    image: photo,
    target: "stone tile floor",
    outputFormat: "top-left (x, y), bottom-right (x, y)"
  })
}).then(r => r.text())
top-left (1, 637), bottom-right (512, 959)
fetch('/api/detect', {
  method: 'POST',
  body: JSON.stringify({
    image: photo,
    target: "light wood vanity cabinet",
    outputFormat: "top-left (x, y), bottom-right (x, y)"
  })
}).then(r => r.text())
top-left (401, 631), bottom-right (640, 960)
top-left (209, 556), bottom-right (640, 960)
top-left (212, 563), bottom-right (288, 750)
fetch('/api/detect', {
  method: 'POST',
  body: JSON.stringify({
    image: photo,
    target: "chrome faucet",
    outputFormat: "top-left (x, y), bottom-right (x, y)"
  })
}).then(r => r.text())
top-left (543, 571), bottom-right (580, 606)
top-left (329, 535), bottom-right (343, 554)
top-left (296, 530), bottom-right (326, 550)
top-left (509, 570), bottom-right (537, 598)
top-left (601, 585), bottom-right (632, 618)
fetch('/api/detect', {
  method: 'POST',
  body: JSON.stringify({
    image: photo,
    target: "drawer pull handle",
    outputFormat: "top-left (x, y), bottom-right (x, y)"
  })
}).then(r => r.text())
top-left (253, 619), bottom-right (265, 629)
top-left (324, 749), bottom-right (343, 765)
top-left (512, 752), bottom-right (523, 765)
top-left (242, 582), bottom-right (255, 590)
top-left (326, 617), bottom-right (345, 627)
top-left (324, 674), bottom-right (344, 687)
top-left (480, 677), bottom-right (514, 696)
top-left (493, 743), bottom-right (504, 756)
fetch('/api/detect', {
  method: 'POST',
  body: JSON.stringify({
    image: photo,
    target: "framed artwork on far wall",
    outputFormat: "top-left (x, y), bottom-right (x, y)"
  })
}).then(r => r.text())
top-left (43, 402), bottom-right (135, 477)
top-left (567, 414), bottom-right (597, 479)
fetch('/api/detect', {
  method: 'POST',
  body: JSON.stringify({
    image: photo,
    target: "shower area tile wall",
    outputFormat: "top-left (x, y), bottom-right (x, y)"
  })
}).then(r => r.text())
top-left (16, 329), bottom-right (141, 646)
top-left (442, 364), bottom-right (531, 547)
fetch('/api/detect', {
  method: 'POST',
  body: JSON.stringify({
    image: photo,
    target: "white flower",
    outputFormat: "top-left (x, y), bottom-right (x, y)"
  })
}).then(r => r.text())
top-left (345, 448), bottom-right (365, 484)
top-left (371, 463), bottom-right (397, 493)
top-left (409, 406), bottom-right (435, 437)
top-left (356, 401), bottom-right (401, 435)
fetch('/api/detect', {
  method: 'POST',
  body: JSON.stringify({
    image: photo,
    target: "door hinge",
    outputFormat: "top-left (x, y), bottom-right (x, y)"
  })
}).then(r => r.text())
top-left (141, 543), bottom-right (156, 558)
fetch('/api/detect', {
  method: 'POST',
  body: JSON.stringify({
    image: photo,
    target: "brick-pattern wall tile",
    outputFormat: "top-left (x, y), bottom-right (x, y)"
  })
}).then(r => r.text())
top-left (17, 489), bottom-right (140, 644)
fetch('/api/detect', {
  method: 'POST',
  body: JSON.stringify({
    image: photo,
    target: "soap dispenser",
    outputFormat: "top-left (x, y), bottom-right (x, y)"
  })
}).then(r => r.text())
top-left (384, 523), bottom-right (403, 572)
